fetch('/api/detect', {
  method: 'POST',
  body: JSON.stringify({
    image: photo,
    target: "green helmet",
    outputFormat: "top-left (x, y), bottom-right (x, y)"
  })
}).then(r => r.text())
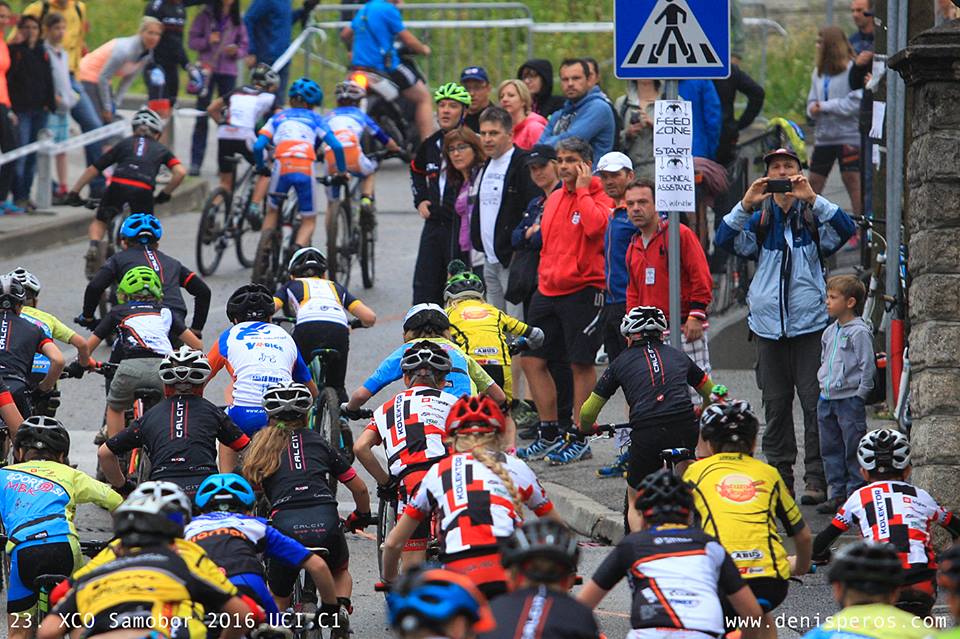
top-left (444, 271), bottom-right (485, 303)
top-left (117, 266), bottom-right (163, 302)
top-left (433, 82), bottom-right (471, 107)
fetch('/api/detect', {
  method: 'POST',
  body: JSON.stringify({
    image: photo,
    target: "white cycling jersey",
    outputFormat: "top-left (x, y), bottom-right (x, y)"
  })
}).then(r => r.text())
top-left (218, 86), bottom-right (277, 142)
top-left (274, 278), bottom-right (358, 328)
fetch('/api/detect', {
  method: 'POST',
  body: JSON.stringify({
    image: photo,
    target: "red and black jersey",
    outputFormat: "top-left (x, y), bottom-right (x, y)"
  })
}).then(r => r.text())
top-left (261, 429), bottom-right (356, 511)
top-left (93, 135), bottom-right (180, 190)
top-left (0, 310), bottom-right (52, 382)
top-left (479, 585), bottom-right (601, 639)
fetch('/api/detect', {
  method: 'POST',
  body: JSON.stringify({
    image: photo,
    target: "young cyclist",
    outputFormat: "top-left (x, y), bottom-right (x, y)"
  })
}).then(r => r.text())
top-left (186, 473), bottom-right (345, 623)
top-left (354, 341), bottom-right (458, 567)
top-left (98, 346), bottom-right (250, 498)
top-left (813, 428), bottom-right (960, 618)
top-left (382, 395), bottom-right (559, 600)
top-left (0, 416), bottom-right (122, 639)
top-left (482, 520), bottom-right (601, 639)
top-left (386, 567), bottom-right (497, 639)
top-left (243, 382), bottom-right (372, 623)
top-left (578, 469), bottom-right (764, 639)
top-left (253, 77), bottom-right (347, 253)
top-left (66, 107), bottom-right (186, 277)
top-left (684, 401), bottom-right (812, 639)
top-left (82, 266), bottom-right (201, 439)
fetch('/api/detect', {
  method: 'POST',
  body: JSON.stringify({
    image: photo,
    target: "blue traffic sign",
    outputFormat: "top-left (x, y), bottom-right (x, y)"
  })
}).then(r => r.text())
top-left (615, 0), bottom-right (731, 79)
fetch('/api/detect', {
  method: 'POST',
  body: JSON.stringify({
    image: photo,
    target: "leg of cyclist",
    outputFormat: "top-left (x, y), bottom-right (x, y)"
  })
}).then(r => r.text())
top-left (293, 170), bottom-right (318, 248)
top-left (404, 81), bottom-right (437, 141)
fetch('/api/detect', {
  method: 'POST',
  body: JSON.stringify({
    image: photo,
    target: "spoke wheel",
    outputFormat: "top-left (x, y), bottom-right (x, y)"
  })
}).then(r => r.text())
top-left (252, 228), bottom-right (281, 290)
top-left (329, 202), bottom-right (353, 287)
top-left (196, 187), bottom-right (230, 276)
top-left (313, 386), bottom-right (342, 499)
top-left (359, 210), bottom-right (376, 289)
top-left (377, 495), bottom-right (398, 577)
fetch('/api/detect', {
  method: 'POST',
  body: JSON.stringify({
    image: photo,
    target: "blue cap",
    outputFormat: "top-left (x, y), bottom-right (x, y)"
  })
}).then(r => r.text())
top-left (460, 66), bottom-right (489, 84)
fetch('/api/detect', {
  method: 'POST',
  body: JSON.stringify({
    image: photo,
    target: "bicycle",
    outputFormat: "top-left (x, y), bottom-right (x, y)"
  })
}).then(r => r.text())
top-left (373, 478), bottom-right (442, 580)
top-left (287, 546), bottom-right (350, 639)
top-left (252, 186), bottom-right (302, 291)
top-left (195, 154), bottom-right (263, 276)
top-left (79, 198), bottom-right (129, 320)
top-left (19, 537), bottom-right (108, 624)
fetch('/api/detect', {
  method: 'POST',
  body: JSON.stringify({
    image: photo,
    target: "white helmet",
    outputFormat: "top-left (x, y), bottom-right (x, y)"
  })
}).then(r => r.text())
top-left (159, 346), bottom-right (212, 386)
top-left (7, 267), bottom-right (40, 297)
top-left (857, 429), bottom-right (911, 473)
top-left (262, 382), bottom-right (313, 417)
top-left (620, 305), bottom-right (668, 337)
top-left (131, 107), bottom-right (163, 134)
top-left (335, 80), bottom-right (366, 102)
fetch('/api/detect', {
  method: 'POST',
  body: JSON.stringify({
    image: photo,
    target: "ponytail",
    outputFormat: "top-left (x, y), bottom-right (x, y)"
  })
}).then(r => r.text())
top-left (242, 419), bottom-right (298, 485)
top-left (452, 432), bottom-right (524, 519)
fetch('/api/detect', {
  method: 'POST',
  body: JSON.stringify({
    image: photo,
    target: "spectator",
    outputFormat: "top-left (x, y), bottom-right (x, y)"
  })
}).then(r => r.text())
top-left (498, 79), bottom-right (546, 150)
top-left (807, 26), bottom-right (862, 215)
top-left (442, 126), bottom-right (485, 267)
top-left (461, 66), bottom-right (491, 133)
top-left (517, 58), bottom-right (563, 118)
top-left (188, 0), bottom-right (249, 175)
top-left (713, 64), bottom-right (764, 167)
top-left (538, 59), bottom-right (615, 164)
top-left (715, 147), bottom-right (856, 504)
top-left (43, 12), bottom-right (76, 205)
top-left (937, 0), bottom-right (960, 23)
top-left (244, 0), bottom-right (316, 100)
top-left (582, 56), bottom-right (624, 154)
top-left (144, 0), bottom-right (200, 116)
top-left (518, 137), bottom-right (611, 466)
top-left (679, 80), bottom-right (722, 161)
top-left (78, 17), bottom-right (163, 124)
top-left (8, 15), bottom-right (55, 212)
top-left (0, 2), bottom-right (19, 214)
top-left (471, 106), bottom-right (541, 314)
top-left (849, 0), bottom-right (875, 55)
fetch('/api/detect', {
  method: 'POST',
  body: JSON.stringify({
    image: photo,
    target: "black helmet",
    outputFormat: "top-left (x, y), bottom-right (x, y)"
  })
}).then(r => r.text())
top-left (828, 541), bottom-right (903, 594)
top-left (938, 545), bottom-right (960, 592)
top-left (0, 274), bottom-right (26, 311)
top-left (287, 247), bottom-right (327, 277)
top-left (401, 340), bottom-right (453, 374)
top-left (226, 284), bottom-right (275, 323)
top-left (113, 481), bottom-right (192, 546)
top-left (699, 400), bottom-right (759, 444)
top-left (14, 416), bottom-right (71, 456)
top-left (501, 520), bottom-right (579, 581)
top-left (403, 303), bottom-right (450, 333)
top-left (635, 469), bottom-right (693, 521)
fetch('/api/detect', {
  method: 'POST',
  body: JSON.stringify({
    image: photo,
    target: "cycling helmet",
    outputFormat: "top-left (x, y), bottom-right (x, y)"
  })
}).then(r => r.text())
top-left (0, 274), bottom-right (26, 311)
top-left (117, 266), bottom-right (163, 302)
top-left (403, 303), bottom-right (450, 333)
top-left (114, 481), bottom-right (192, 545)
top-left (634, 468), bottom-right (694, 521)
top-left (938, 545), bottom-right (960, 592)
top-left (7, 267), bottom-right (40, 298)
top-left (289, 77), bottom-right (324, 106)
top-left (828, 541), bottom-right (903, 593)
top-left (445, 395), bottom-right (505, 435)
top-left (262, 382), bottom-right (313, 418)
top-left (501, 520), bottom-right (579, 581)
top-left (433, 82), bottom-right (471, 107)
top-left (159, 346), bottom-right (212, 387)
top-left (387, 567), bottom-right (495, 634)
top-left (620, 305), bottom-right (668, 337)
top-left (120, 213), bottom-right (163, 244)
top-left (131, 106), bottom-right (163, 134)
top-left (251, 63), bottom-right (280, 89)
top-left (287, 246), bottom-right (327, 277)
top-left (401, 340), bottom-right (453, 375)
top-left (14, 415), bottom-right (71, 456)
top-left (335, 80), bottom-right (366, 103)
top-left (443, 271), bottom-right (485, 303)
top-left (195, 473), bottom-right (257, 512)
top-left (699, 400), bottom-right (759, 444)
top-left (226, 284), bottom-right (275, 323)
top-left (857, 428), bottom-right (911, 474)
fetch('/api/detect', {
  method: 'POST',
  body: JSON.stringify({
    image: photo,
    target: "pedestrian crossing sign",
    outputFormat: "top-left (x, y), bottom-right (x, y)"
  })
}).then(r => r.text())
top-left (615, 0), bottom-right (730, 79)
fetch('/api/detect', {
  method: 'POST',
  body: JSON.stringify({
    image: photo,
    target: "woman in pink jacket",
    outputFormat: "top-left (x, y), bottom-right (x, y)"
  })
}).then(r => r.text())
top-left (498, 79), bottom-right (546, 150)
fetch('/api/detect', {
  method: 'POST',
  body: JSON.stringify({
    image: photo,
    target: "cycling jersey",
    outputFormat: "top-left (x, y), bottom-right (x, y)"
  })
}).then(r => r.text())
top-left (478, 585), bottom-right (601, 639)
top-left (93, 134), bottom-right (180, 190)
top-left (323, 105), bottom-right (390, 174)
top-left (0, 309), bottom-right (52, 382)
top-left (363, 337), bottom-right (495, 398)
top-left (800, 603), bottom-right (934, 639)
top-left (20, 306), bottom-right (76, 375)
top-left (219, 85), bottom-right (278, 142)
top-left (261, 428), bottom-right (357, 511)
top-left (446, 299), bottom-right (530, 368)
top-left (105, 394), bottom-right (249, 479)
top-left (591, 525), bottom-right (745, 636)
top-left (275, 277), bottom-right (361, 328)
top-left (94, 301), bottom-right (183, 360)
top-left (257, 107), bottom-right (345, 171)
top-left (684, 453), bottom-right (806, 580)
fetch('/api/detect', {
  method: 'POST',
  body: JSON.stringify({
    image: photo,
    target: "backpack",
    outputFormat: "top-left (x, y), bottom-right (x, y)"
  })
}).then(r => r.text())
top-left (754, 197), bottom-right (825, 272)
top-left (606, 95), bottom-right (624, 153)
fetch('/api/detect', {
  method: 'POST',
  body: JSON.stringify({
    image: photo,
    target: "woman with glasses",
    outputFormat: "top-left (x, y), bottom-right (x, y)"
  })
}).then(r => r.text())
top-left (442, 127), bottom-right (486, 269)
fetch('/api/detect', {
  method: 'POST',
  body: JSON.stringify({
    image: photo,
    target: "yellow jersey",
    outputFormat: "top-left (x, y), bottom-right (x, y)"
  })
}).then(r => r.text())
top-left (683, 453), bottom-right (805, 580)
top-left (446, 298), bottom-right (529, 368)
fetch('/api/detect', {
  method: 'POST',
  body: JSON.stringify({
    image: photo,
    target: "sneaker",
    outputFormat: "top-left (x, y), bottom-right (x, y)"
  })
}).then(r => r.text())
top-left (546, 439), bottom-right (593, 465)
top-left (84, 244), bottom-right (103, 280)
top-left (0, 201), bottom-right (24, 214)
top-left (816, 496), bottom-right (845, 514)
top-left (246, 202), bottom-right (263, 231)
top-left (188, 165), bottom-right (201, 177)
top-left (597, 449), bottom-right (629, 478)
top-left (799, 486), bottom-right (827, 505)
top-left (595, 345), bottom-right (609, 366)
top-left (52, 191), bottom-right (69, 206)
top-left (517, 437), bottom-right (562, 461)
top-left (359, 197), bottom-right (376, 229)
top-left (517, 424), bottom-right (539, 441)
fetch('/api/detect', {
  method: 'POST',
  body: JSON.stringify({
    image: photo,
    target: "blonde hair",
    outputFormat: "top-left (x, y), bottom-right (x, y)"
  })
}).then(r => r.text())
top-left (451, 432), bottom-right (524, 518)
top-left (140, 16), bottom-right (162, 32)
top-left (498, 79), bottom-right (532, 115)
top-left (242, 418), bottom-right (303, 485)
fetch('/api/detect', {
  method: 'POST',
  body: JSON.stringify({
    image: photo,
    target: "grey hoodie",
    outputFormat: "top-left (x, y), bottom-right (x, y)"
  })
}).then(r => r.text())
top-left (806, 60), bottom-right (862, 147)
top-left (818, 316), bottom-right (875, 400)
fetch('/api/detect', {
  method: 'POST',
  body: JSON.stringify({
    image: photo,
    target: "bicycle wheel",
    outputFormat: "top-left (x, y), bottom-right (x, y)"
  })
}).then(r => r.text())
top-left (328, 202), bottom-right (353, 287)
top-left (359, 219), bottom-right (375, 289)
top-left (377, 496), bottom-right (398, 576)
top-left (196, 187), bottom-right (230, 276)
top-left (315, 386), bottom-right (342, 498)
top-left (252, 228), bottom-right (281, 289)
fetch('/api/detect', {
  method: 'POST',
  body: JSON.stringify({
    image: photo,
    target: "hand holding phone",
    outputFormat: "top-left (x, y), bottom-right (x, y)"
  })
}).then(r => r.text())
top-left (765, 179), bottom-right (793, 193)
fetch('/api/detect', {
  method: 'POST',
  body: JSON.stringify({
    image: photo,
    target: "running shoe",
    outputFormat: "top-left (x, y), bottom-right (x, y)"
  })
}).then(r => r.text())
top-left (517, 437), bottom-right (562, 461)
top-left (596, 449), bottom-right (629, 478)
top-left (546, 439), bottom-right (593, 465)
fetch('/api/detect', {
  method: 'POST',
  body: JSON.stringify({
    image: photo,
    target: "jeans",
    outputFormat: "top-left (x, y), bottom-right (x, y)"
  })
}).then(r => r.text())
top-left (190, 72), bottom-right (237, 169)
top-left (13, 110), bottom-right (49, 202)
top-left (818, 396), bottom-right (867, 500)
top-left (68, 75), bottom-right (105, 195)
top-left (482, 260), bottom-right (521, 317)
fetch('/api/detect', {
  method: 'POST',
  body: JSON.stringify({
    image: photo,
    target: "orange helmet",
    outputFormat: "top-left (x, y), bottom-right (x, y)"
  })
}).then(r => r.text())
top-left (445, 395), bottom-right (505, 435)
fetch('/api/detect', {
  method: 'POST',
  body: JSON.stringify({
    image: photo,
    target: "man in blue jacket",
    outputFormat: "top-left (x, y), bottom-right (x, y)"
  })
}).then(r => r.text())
top-left (243, 0), bottom-right (316, 99)
top-left (715, 148), bottom-right (856, 505)
top-left (538, 58), bottom-right (614, 164)
top-left (678, 79), bottom-right (722, 160)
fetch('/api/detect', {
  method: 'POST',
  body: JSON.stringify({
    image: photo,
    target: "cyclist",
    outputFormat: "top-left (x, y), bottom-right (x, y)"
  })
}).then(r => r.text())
top-left (684, 401), bottom-right (812, 639)
top-left (0, 416), bottom-right (122, 639)
top-left (243, 382), bottom-right (371, 626)
top-left (382, 395), bottom-right (559, 600)
top-left (481, 520), bottom-right (601, 639)
top-left (800, 542), bottom-right (931, 639)
top-left (253, 77), bottom-right (347, 255)
top-left (98, 346), bottom-right (250, 498)
top-left (578, 469), bottom-right (764, 639)
top-left (937, 545), bottom-right (960, 638)
top-left (353, 340), bottom-right (458, 568)
top-left (386, 567), bottom-right (497, 639)
top-left (812, 429), bottom-right (960, 618)
top-left (0, 275), bottom-right (64, 425)
top-left (80, 213), bottom-right (212, 335)
top-left (66, 107), bottom-right (186, 278)
top-left (186, 473), bottom-right (345, 622)
top-left (82, 266), bottom-right (201, 439)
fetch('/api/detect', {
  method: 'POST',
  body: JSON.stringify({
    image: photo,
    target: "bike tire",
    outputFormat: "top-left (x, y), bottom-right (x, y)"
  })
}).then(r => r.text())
top-left (329, 202), bottom-right (353, 287)
top-left (252, 228), bottom-right (281, 290)
top-left (196, 187), bottom-right (230, 276)
top-left (316, 386), bottom-right (342, 499)
top-left (359, 221), bottom-right (375, 289)
top-left (377, 496), bottom-right (398, 577)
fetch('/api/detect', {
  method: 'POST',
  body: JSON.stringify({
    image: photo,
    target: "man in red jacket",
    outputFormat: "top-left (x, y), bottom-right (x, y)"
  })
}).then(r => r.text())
top-left (518, 137), bottom-right (612, 465)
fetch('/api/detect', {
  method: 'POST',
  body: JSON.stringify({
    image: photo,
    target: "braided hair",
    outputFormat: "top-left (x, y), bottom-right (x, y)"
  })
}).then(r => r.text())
top-left (450, 432), bottom-right (525, 519)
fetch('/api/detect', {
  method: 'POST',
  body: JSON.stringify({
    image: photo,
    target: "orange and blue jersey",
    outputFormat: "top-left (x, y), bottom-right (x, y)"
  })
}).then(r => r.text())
top-left (253, 107), bottom-right (346, 173)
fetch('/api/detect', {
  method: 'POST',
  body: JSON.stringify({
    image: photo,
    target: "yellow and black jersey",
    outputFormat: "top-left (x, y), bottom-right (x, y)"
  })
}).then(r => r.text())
top-left (446, 299), bottom-right (529, 368)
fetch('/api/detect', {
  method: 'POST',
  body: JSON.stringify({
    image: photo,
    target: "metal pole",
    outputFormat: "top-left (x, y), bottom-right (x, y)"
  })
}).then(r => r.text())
top-left (34, 129), bottom-right (53, 210)
top-left (826, 0), bottom-right (835, 25)
top-left (663, 79), bottom-right (682, 349)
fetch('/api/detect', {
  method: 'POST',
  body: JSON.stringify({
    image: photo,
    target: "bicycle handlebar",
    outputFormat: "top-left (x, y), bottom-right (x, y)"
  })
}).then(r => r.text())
top-left (339, 404), bottom-right (373, 420)
top-left (274, 315), bottom-right (367, 330)
top-left (61, 361), bottom-right (117, 380)
top-left (591, 423), bottom-right (630, 437)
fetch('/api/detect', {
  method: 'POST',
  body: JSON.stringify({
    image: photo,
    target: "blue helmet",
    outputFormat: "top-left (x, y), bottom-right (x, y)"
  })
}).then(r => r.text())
top-left (120, 213), bottom-right (163, 244)
top-left (386, 568), bottom-right (495, 634)
top-left (194, 473), bottom-right (256, 512)
top-left (289, 77), bottom-right (324, 106)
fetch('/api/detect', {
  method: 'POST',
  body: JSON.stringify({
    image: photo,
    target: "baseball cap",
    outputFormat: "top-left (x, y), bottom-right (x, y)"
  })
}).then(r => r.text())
top-left (460, 66), bottom-right (490, 84)
top-left (762, 147), bottom-right (801, 166)
top-left (595, 151), bottom-right (634, 174)
top-left (525, 144), bottom-right (557, 167)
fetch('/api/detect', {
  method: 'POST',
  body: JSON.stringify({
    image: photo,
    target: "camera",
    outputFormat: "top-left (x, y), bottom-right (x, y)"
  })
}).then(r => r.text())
top-left (765, 179), bottom-right (793, 193)
top-left (630, 111), bottom-right (642, 125)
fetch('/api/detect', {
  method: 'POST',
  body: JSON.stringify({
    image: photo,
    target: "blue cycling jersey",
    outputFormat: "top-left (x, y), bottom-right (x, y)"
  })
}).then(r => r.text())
top-left (362, 337), bottom-right (492, 398)
top-left (324, 106), bottom-right (391, 145)
top-left (350, 0), bottom-right (405, 72)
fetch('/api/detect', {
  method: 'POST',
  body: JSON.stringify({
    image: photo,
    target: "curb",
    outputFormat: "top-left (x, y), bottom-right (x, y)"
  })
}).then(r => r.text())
top-left (0, 179), bottom-right (208, 260)
top-left (544, 480), bottom-right (624, 545)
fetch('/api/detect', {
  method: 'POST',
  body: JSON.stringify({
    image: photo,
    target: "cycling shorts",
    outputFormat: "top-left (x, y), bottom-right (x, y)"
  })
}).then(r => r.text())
top-left (96, 183), bottom-right (154, 223)
top-left (226, 405), bottom-right (269, 437)
top-left (1, 376), bottom-right (32, 419)
top-left (292, 321), bottom-right (349, 402)
top-left (444, 550), bottom-right (508, 601)
top-left (217, 138), bottom-right (255, 175)
top-left (810, 144), bottom-right (860, 175)
top-left (232, 572), bottom-right (279, 615)
top-left (106, 357), bottom-right (164, 412)
top-left (153, 472), bottom-right (214, 502)
top-left (389, 63), bottom-right (421, 91)
top-left (268, 160), bottom-right (317, 215)
top-left (480, 363), bottom-right (511, 404)
top-left (324, 130), bottom-right (377, 178)
top-left (8, 538), bottom-right (76, 613)
top-left (626, 413), bottom-right (699, 489)
top-left (721, 577), bottom-right (788, 620)
top-left (268, 504), bottom-right (348, 597)
top-left (398, 465), bottom-right (432, 552)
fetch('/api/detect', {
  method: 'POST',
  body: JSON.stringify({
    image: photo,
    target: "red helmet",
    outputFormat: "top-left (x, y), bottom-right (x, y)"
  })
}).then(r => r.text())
top-left (446, 395), bottom-right (505, 435)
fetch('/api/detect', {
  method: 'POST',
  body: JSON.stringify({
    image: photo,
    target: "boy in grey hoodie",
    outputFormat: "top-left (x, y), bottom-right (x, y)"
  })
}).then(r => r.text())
top-left (816, 274), bottom-right (876, 513)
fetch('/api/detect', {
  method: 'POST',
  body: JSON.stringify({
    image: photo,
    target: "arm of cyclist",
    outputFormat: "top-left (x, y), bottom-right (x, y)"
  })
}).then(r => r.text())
top-left (381, 514), bottom-right (422, 582)
top-left (67, 164), bottom-right (103, 201)
top-left (725, 586), bottom-right (765, 639)
top-left (38, 341), bottom-right (64, 392)
top-left (342, 472), bottom-right (373, 532)
top-left (180, 267), bottom-right (212, 334)
top-left (98, 424), bottom-right (143, 489)
top-left (353, 428), bottom-right (391, 486)
top-left (290, 351), bottom-right (318, 398)
top-left (812, 522), bottom-right (844, 563)
top-left (578, 392), bottom-right (608, 434)
top-left (0, 388), bottom-right (24, 433)
top-left (178, 327), bottom-right (203, 350)
top-left (322, 128), bottom-right (348, 174)
top-left (82, 262), bottom-right (115, 319)
top-left (158, 161), bottom-right (187, 201)
top-left (464, 355), bottom-right (506, 404)
top-left (207, 95), bottom-right (227, 124)
top-left (348, 300), bottom-right (376, 327)
top-left (72, 466), bottom-right (125, 511)
top-left (791, 524), bottom-right (813, 576)
top-left (396, 28), bottom-right (430, 56)
top-left (253, 133), bottom-right (271, 171)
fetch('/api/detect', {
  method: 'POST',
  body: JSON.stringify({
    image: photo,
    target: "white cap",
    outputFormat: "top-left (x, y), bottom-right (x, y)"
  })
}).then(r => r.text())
top-left (595, 151), bottom-right (634, 174)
